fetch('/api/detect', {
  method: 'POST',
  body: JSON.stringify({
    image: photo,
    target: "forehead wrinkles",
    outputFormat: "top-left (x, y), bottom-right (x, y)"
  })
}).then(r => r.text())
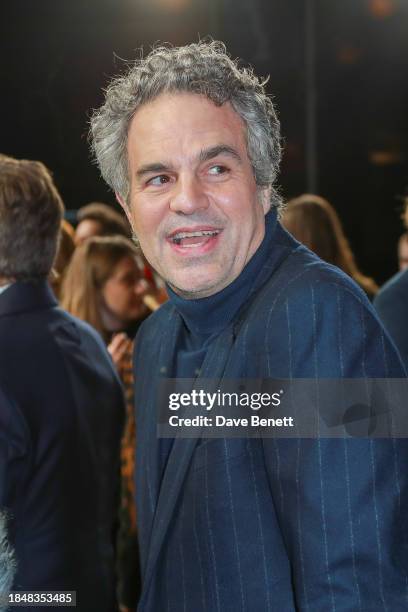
top-left (127, 94), bottom-right (248, 169)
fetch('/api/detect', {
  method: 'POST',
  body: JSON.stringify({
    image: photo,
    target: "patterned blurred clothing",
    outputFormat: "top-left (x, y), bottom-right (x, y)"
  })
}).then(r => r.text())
top-left (115, 340), bottom-right (141, 611)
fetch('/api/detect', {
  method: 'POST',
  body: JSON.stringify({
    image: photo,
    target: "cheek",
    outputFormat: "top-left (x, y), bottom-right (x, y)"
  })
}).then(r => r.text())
top-left (212, 183), bottom-right (258, 218)
top-left (133, 217), bottom-right (165, 267)
top-left (112, 291), bottom-right (133, 318)
top-left (118, 286), bottom-right (136, 309)
top-left (103, 282), bottom-right (128, 312)
top-left (102, 285), bottom-right (116, 310)
top-left (131, 198), bottom-right (163, 236)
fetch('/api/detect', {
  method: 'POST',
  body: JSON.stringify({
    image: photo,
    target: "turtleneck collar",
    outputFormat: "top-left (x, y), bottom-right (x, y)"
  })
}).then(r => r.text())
top-left (167, 209), bottom-right (278, 339)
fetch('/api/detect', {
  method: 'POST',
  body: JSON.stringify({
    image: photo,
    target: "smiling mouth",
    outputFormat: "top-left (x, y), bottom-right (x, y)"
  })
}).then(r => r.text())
top-left (170, 229), bottom-right (221, 247)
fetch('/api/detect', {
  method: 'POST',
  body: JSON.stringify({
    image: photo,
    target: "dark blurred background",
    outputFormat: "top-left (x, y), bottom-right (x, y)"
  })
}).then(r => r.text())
top-left (1, 0), bottom-right (407, 283)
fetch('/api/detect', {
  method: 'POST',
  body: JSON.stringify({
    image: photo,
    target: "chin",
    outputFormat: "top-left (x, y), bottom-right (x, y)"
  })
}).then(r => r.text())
top-left (170, 277), bottom-right (225, 299)
top-left (168, 264), bottom-right (227, 296)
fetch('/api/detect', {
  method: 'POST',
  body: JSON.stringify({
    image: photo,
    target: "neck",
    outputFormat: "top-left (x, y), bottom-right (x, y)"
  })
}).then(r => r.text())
top-left (166, 209), bottom-right (278, 338)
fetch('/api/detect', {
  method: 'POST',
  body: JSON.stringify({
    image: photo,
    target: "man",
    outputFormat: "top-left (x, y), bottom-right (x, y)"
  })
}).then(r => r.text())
top-left (91, 42), bottom-right (408, 610)
top-left (375, 197), bottom-right (408, 371)
top-left (0, 156), bottom-right (124, 611)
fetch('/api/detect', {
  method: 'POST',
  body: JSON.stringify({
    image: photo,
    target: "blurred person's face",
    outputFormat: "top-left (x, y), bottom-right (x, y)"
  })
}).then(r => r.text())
top-left (101, 255), bottom-right (148, 325)
top-left (398, 239), bottom-right (408, 271)
top-left (117, 92), bottom-right (270, 299)
top-left (75, 219), bottom-right (103, 245)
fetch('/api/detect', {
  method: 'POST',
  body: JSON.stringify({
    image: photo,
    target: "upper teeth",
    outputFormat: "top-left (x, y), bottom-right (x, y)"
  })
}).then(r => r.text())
top-left (172, 230), bottom-right (219, 242)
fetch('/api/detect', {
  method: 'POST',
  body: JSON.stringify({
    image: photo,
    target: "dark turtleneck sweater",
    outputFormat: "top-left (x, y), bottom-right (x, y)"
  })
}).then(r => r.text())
top-left (166, 209), bottom-right (277, 378)
top-left (160, 210), bottom-right (277, 469)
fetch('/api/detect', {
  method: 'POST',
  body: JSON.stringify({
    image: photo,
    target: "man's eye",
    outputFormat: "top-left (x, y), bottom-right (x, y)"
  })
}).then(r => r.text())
top-left (208, 165), bottom-right (227, 175)
top-left (148, 175), bottom-right (170, 186)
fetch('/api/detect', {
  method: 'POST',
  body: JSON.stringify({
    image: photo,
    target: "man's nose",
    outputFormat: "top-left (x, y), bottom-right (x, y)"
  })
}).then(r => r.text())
top-left (169, 175), bottom-right (209, 214)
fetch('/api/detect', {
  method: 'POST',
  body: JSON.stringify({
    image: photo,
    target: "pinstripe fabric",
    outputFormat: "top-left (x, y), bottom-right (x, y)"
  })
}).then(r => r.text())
top-left (134, 224), bottom-right (408, 611)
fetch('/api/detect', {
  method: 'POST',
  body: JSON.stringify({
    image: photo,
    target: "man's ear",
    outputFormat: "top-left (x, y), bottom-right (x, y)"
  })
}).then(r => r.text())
top-left (116, 193), bottom-right (132, 225)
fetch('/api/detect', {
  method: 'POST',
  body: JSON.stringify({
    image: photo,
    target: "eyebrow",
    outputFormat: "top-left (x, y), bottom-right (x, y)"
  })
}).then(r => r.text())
top-left (198, 144), bottom-right (242, 164)
top-left (136, 162), bottom-right (170, 179)
top-left (135, 144), bottom-right (242, 181)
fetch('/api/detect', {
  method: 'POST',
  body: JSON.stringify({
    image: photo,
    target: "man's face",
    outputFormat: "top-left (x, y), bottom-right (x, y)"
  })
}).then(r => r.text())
top-left (120, 92), bottom-right (269, 298)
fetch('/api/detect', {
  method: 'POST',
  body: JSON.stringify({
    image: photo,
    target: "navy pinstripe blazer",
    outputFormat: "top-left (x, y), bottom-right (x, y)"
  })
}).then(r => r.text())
top-left (134, 222), bottom-right (408, 611)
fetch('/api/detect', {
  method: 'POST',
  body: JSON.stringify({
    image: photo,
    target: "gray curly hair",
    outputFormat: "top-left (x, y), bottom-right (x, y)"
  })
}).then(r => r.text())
top-left (90, 40), bottom-right (282, 209)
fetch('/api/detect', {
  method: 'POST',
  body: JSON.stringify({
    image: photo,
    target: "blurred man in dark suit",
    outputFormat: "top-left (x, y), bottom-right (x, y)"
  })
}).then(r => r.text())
top-left (375, 197), bottom-right (408, 371)
top-left (0, 155), bottom-right (124, 611)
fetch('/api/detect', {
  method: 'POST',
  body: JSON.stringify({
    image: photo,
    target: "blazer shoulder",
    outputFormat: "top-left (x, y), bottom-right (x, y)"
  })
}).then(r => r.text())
top-left (259, 247), bottom-right (371, 313)
top-left (243, 249), bottom-right (405, 377)
top-left (60, 309), bottom-right (106, 348)
top-left (375, 269), bottom-right (408, 305)
top-left (46, 308), bottom-right (124, 389)
top-left (48, 308), bottom-right (112, 358)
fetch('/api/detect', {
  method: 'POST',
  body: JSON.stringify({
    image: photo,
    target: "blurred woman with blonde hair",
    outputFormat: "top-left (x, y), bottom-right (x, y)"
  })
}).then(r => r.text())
top-left (61, 235), bottom-right (149, 343)
top-left (282, 194), bottom-right (378, 298)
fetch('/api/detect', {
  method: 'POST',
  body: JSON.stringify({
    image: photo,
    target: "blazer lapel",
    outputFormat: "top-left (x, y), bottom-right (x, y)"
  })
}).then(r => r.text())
top-left (142, 326), bottom-right (236, 598)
